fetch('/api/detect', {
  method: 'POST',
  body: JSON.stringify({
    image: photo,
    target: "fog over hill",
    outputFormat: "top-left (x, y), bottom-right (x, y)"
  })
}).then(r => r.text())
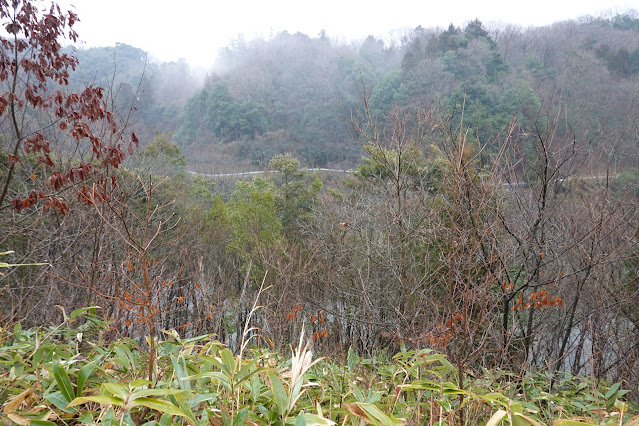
top-left (68, 11), bottom-right (636, 172)
top-left (59, 0), bottom-right (638, 68)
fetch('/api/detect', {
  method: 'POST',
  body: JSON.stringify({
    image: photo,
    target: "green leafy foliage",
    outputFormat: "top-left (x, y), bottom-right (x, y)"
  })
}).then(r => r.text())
top-left (1, 313), bottom-right (637, 425)
top-left (226, 177), bottom-right (282, 270)
top-left (268, 154), bottom-right (323, 233)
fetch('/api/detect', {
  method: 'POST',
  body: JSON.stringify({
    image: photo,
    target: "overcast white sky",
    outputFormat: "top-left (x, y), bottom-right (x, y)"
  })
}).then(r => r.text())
top-left (58, 0), bottom-right (638, 68)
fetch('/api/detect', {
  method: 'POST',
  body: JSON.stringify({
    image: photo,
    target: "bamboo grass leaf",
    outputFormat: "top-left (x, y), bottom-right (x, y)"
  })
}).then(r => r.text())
top-left (296, 412), bottom-right (307, 426)
top-left (67, 395), bottom-right (125, 407)
top-left (132, 388), bottom-right (194, 397)
top-left (486, 409), bottom-right (508, 426)
top-left (113, 345), bottom-right (136, 372)
top-left (159, 413), bottom-right (174, 426)
top-left (76, 361), bottom-right (96, 397)
top-left (172, 393), bottom-right (198, 425)
top-left (52, 360), bottom-right (74, 403)
top-left (300, 413), bottom-right (336, 425)
top-left (3, 388), bottom-right (34, 414)
top-left (268, 370), bottom-right (289, 416)
top-left (46, 391), bottom-right (77, 413)
top-left (171, 354), bottom-right (192, 391)
top-left (220, 349), bottom-right (236, 377)
top-left (233, 407), bottom-right (249, 426)
top-left (130, 397), bottom-right (186, 416)
top-left (605, 382), bottom-right (621, 400)
top-left (129, 379), bottom-right (152, 389)
top-left (103, 382), bottom-right (129, 399)
top-left (345, 402), bottom-right (403, 426)
top-left (512, 412), bottom-right (544, 426)
top-left (7, 413), bottom-right (30, 425)
top-left (68, 306), bottom-right (102, 321)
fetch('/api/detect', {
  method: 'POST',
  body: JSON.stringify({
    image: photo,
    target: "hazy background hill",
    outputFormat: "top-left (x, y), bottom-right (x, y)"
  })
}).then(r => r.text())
top-left (66, 12), bottom-right (639, 173)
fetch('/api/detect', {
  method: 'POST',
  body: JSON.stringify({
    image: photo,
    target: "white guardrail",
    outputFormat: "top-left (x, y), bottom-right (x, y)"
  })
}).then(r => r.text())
top-left (187, 168), bottom-right (355, 178)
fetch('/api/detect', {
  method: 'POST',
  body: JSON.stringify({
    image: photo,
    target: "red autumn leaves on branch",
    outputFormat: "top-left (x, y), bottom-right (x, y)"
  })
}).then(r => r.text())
top-left (0, 0), bottom-right (138, 214)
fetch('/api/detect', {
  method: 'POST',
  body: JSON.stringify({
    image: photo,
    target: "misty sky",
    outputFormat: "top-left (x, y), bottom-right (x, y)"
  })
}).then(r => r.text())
top-left (59, 0), bottom-right (637, 68)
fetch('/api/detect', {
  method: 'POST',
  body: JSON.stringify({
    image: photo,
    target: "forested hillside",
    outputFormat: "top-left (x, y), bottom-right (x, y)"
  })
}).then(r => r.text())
top-left (172, 15), bottom-right (639, 172)
top-left (2, 2), bottom-right (639, 423)
top-left (54, 14), bottom-right (639, 172)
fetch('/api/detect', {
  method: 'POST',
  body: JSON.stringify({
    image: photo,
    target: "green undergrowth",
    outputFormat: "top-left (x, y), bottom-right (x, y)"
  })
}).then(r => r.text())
top-left (0, 308), bottom-right (637, 425)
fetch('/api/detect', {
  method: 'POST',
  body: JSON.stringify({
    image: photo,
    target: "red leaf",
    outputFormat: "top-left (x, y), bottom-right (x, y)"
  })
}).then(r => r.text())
top-left (131, 132), bottom-right (139, 146)
top-left (47, 171), bottom-right (67, 190)
top-left (43, 196), bottom-right (70, 215)
top-left (11, 191), bottom-right (43, 212)
top-left (77, 185), bottom-right (93, 206)
top-left (1, 4), bottom-right (122, 216)
top-left (10, 199), bottom-right (24, 210)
